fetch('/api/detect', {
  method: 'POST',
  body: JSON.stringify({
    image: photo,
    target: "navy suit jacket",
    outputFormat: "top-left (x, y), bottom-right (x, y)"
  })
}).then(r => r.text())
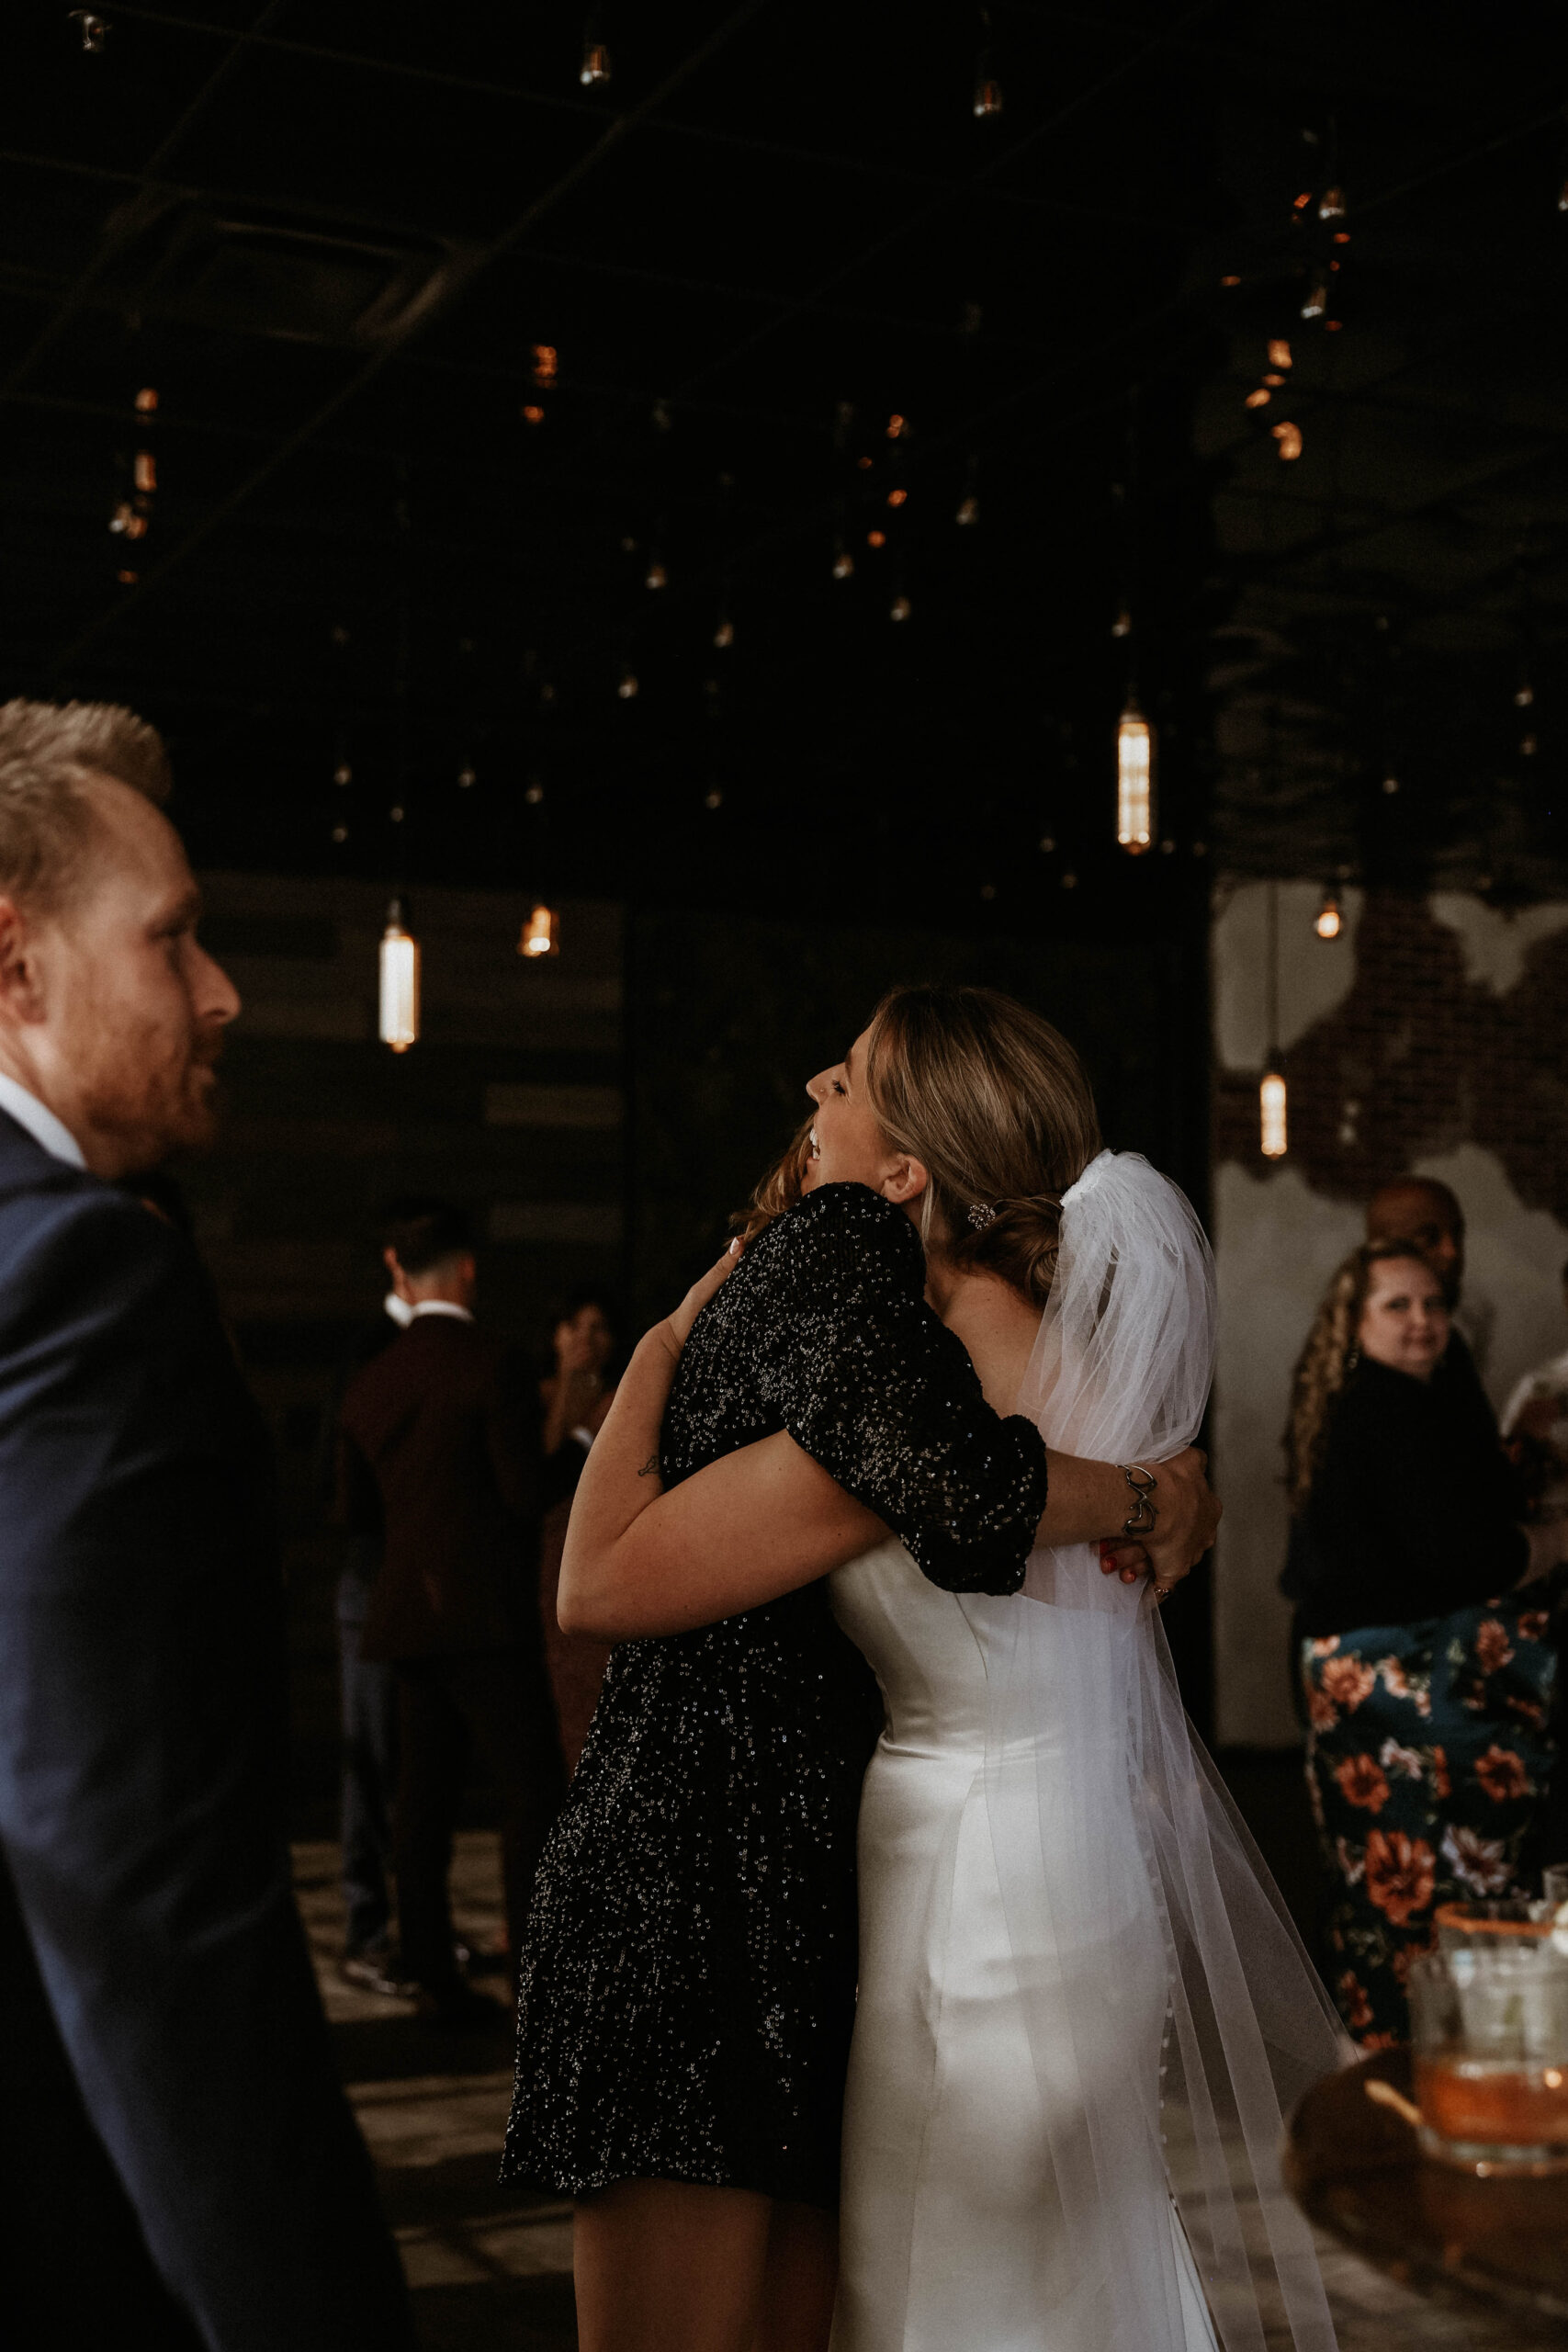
top-left (0, 1113), bottom-right (413, 2349)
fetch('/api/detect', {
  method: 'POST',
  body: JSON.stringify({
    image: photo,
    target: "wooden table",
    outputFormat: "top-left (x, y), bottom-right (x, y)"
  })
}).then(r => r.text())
top-left (1286, 2050), bottom-right (1568, 2337)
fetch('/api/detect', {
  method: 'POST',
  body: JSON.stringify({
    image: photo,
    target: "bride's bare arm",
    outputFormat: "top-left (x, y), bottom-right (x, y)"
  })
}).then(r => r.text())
top-left (559, 1256), bottom-right (1218, 1639)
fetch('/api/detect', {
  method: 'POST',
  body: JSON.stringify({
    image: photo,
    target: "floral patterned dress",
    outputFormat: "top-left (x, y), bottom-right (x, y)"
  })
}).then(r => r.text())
top-left (1302, 1596), bottom-right (1557, 2046)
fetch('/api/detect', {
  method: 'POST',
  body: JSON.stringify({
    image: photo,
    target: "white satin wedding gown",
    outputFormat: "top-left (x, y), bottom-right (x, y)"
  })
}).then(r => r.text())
top-left (825, 1154), bottom-right (1347, 2352)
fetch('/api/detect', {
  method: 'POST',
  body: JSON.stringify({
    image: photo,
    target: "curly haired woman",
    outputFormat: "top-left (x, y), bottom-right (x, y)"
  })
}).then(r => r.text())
top-left (1281, 1240), bottom-right (1552, 2044)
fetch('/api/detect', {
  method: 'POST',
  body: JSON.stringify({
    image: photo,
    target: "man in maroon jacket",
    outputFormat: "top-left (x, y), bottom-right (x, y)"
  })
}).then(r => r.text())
top-left (338, 1200), bottom-right (563, 2020)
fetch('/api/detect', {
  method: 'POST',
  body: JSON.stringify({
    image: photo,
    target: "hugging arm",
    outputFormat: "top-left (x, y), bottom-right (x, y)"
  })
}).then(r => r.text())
top-left (561, 1241), bottom-right (1218, 1641)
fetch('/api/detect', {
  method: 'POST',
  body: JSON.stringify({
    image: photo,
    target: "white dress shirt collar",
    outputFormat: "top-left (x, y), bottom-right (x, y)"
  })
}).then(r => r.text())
top-left (0, 1070), bottom-right (87, 1170)
top-left (383, 1291), bottom-right (414, 1329)
top-left (407, 1299), bottom-right (474, 1324)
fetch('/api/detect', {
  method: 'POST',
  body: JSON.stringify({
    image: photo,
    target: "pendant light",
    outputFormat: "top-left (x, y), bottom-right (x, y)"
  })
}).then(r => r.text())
top-left (519, 903), bottom-right (560, 958)
top-left (1259, 880), bottom-right (1287, 1156)
top-left (1115, 699), bottom-right (1155, 854)
top-left (378, 898), bottom-right (420, 1053)
top-left (1314, 888), bottom-right (1342, 940)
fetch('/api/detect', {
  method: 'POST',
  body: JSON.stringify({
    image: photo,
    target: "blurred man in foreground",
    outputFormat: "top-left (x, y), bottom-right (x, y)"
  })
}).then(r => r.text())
top-left (0, 700), bottom-right (412, 2349)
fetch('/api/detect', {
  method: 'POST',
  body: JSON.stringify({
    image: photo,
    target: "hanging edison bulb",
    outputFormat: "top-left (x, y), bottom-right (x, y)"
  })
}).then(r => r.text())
top-left (1317, 185), bottom-right (1347, 221)
top-left (645, 556), bottom-right (668, 590)
top-left (890, 592), bottom-right (912, 623)
top-left (378, 899), bottom-right (420, 1054)
top-left (1268, 338), bottom-right (1292, 370)
top-left (1314, 889), bottom-right (1342, 941)
top-left (973, 70), bottom-right (1002, 117)
top-left (832, 539), bottom-right (854, 580)
top-left (617, 667), bottom-right (638, 699)
top-left (580, 30), bottom-right (611, 84)
top-left (134, 386), bottom-right (159, 414)
top-left (714, 616), bottom-right (734, 648)
top-left (1259, 1069), bottom-right (1288, 1159)
top-left (1272, 419), bottom-right (1303, 460)
top-left (955, 492), bottom-right (979, 526)
top-left (519, 903), bottom-right (559, 958)
top-left (1115, 700), bottom-right (1155, 854)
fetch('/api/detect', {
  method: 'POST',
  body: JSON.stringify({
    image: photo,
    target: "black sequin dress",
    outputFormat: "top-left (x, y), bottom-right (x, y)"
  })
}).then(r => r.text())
top-left (502, 1182), bottom-right (1049, 2210)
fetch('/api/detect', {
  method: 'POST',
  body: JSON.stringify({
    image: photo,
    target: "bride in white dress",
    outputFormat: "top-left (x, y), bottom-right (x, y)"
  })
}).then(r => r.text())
top-left (559, 983), bottom-right (1348, 2352)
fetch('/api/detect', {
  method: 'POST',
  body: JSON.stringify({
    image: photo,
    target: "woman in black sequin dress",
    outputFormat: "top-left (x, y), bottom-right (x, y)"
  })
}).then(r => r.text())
top-left (504, 991), bottom-right (1219, 2352)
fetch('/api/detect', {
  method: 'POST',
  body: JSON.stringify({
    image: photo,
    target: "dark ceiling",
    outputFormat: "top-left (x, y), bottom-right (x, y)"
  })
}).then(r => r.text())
top-left (3, 1), bottom-right (1565, 932)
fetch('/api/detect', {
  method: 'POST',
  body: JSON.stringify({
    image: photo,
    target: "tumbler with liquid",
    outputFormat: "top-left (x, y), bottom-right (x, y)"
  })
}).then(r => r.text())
top-left (1409, 1935), bottom-right (1568, 2176)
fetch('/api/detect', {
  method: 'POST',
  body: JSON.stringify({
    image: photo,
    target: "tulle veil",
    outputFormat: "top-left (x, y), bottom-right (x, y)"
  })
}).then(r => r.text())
top-left (963, 1148), bottom-right (1350, 2350)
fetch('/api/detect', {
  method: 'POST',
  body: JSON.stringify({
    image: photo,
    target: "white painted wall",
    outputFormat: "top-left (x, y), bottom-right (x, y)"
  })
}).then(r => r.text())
top-left (1210, 882), bottom-right (1568, 1749)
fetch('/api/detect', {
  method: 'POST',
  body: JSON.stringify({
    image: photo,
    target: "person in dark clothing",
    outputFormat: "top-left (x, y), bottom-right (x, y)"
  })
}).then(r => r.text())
top-left (0, 696), bottom-right (412, 2349)
top-left (321, 1269), bottom-right (412, 1991)
top-left (1282, 1240), bottom-right (1547, 2047)
top-left (337, 1200), bottom-right (564, 2020)
top-left (537, 1288), bottom-right (619, 1773)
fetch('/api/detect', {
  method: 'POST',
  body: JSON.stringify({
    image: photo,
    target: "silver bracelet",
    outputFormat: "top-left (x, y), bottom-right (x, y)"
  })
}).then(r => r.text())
top-left (1120, 1464), bottom-right (1157, 1537)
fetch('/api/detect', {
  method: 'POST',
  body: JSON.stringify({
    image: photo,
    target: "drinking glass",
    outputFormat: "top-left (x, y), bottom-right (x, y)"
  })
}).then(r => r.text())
top-left (1409, 1944), bottom-right (1568, 2176)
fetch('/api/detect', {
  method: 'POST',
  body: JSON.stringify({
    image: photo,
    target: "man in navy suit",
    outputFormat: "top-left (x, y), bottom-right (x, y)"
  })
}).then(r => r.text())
top-left (0, 699), bottom-right (413, 2347)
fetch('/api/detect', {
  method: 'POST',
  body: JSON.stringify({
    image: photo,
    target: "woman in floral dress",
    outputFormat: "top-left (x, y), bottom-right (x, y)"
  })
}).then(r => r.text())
top-left (1282, 1241), bottom-right (1554, 2044)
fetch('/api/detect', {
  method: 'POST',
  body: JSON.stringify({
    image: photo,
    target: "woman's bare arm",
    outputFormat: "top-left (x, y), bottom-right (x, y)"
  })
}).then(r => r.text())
top-left (559, 1256), bottom-right (1219, 1641)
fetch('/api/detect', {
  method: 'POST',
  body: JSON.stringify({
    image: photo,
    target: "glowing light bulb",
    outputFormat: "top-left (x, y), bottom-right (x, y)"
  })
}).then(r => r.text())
top-left (1560, 176), bottom-right (1568, 214)
top-left (1516, 682), bottom-right (1535, 707)
top-left (832, 541), bottom-right (854, 580)
top-left (1318, 185), bottom-right (1347, 221)
top-left (522, 403), bottom-right (545, 425)
top-left (531, 344), bottom-right (558, 386)
top-left (973, 74), bottom-right (1002, 118)
top-left (890, 593), bottom-right (912, 622)
top-left (134, 451), bottom-right (156, 492)
top-left (866, 528), bottom-right (886, 548)
top-left (378, 900), bottom-right (420, 1053)
top-left (645, 558), bottom-right (668, 590)
top-left (1246, 389), bottom-right (1272, 409)
top-left (525, 779), bottom-right (545, 804)
top-left (704, 788), bottom-right (723, 809)
top-left (886, 413), bottom-right (907, 439)
top-left (1272, 420), bottom-right (1303, 460)
top-left (134, 386), bottom-right (159, 414)
top-left (1301, 277), bottom-right (1328, 321)
top-left (333, 762), bottom-right (352, 786)
top-left (457, 763), bottom-right (476, 788)
top-left (1259, 1069), bottom-right (1288, 1159)
top-left (519, 903), bottom-right (559, 958)
top-left (1314, 891), bottom-right (1342, 941)
top-left (1116, 700), bottom-right (1154, 854)
top-left (887, 487), bottom-right (908, 508)
top-left (1111, 609), bottom-right (1131, 639)
top-left (714, 616), bottom-right (734, 648)
top-left (617, 668), bottom-right (638, 699)
top-left (581, 38), bottom-right (611, 85)
top-left (1268, 338), bottom-right (1292, 369)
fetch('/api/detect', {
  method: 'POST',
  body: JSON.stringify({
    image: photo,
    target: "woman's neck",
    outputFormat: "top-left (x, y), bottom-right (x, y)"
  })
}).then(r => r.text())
top-left (926, 1255), bottom-right (1042, 1418)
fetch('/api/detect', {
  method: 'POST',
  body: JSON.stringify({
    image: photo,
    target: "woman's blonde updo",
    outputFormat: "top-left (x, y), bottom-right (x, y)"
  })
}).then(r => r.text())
top-left (739, 983), bottom-right (1101, 1307)
top-left (1283, 1239), bottom-right (1436, 1513)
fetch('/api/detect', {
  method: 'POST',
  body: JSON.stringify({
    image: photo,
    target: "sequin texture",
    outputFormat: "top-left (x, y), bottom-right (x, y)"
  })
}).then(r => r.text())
top-left (502, 1182), bottom-right (1049, 2208)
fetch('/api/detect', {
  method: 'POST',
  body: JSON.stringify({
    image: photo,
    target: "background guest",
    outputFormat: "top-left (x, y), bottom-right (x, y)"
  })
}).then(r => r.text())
top-left (1502, 1254), bottom-right (1568, 1577)
top-left (337, 1201), bottom-right (564, 2021)
top-left (1282, 1240), bottom-right (1549, 2047)
top-left (320, 1231), bottom-right (415, 1996)
top-left (0, 697), bottom-right (412, 2348)
top-left (537, 1289), bottom-right (619, 1773)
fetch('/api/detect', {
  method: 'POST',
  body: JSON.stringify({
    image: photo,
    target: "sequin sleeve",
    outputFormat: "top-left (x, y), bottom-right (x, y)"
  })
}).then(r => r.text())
top-left (751, 1183), bottom-right (1048, 1597)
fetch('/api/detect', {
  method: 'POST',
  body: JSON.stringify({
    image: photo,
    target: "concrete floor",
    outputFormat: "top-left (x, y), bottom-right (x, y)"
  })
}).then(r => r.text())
top-left (299, 1833), bottom-right (1566, 2352)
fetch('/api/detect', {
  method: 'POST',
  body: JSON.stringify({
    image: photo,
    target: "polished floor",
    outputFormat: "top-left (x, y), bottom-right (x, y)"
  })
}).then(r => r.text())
top-left (299, 1833), bottom-right (1563, 2352)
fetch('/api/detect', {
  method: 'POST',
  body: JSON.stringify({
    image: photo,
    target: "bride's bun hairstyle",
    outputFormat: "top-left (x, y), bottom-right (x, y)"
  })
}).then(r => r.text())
top-left (863, 983), bottom-right (1100, 1306)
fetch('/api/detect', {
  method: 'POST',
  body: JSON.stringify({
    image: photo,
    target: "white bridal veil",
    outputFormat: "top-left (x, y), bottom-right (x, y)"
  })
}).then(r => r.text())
top-left (965, 1150), bottom-right (1349, 2351)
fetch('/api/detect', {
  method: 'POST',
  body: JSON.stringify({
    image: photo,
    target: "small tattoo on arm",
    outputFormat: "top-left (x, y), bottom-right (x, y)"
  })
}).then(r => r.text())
top-left (637, 1453), bottom-right (661, 1478)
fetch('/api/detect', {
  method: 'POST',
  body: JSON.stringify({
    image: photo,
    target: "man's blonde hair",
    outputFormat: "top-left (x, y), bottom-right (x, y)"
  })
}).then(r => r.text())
top-left (0, 698), bottom-right (172, 914)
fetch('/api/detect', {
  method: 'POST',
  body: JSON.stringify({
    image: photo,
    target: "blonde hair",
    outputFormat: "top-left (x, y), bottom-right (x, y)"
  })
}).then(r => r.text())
top-left (1283, 1240), bottom-right (1436, 1512)
top-left (739, 984), bottom-right (1101, 1307)
top-left (0, 698), bottom-right (172, 913)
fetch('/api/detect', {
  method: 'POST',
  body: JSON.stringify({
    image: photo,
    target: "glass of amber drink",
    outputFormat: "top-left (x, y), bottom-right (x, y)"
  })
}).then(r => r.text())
top-left (1409, 1942), bottom-right (1568, 2176)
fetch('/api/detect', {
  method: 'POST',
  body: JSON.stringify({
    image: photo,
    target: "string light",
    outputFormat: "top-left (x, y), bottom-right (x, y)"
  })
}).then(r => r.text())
top-left (972, 9), bottom-right (1001, 116)
top-left (1115, 699), bottom-right (1154, 854)
top-left (1515, 681), bottom-right (1535, 707)
top-left (617, 667), bottom-right (638, 699)
top-left (1317, 185), bottom-right (1347, 221)
top-left (1301, 276), bottom-right (1328, 321)
top-left (1314, 889), bottom-right (1342, 940)
top-left (580, 25), bottom-right (611, 84)
top-left (134, 451), bottom-right (156, 493)
top-left (831, 539), bottom-right (854, 579)
top-left (713, 616), bottom-right (734, 648)
top-left (956, 492), bottom-right (979, 526)
top-left (457, 763), bottom-right (476, 788)
top-left (890, 592), bottom-right (912, 622)
top-left (531, 344), bottom-right (558, 387)
top-left (704, 787), bottom-right (723, 809)
top-left (518, 903), bottom-right (559, 958)
top-left (69, 11), bottom-right (108, 51)
top-left (1245, 389), bottom-right (1272, 409)
top-left (866, 528), bottom-right (886, 548)
top-left (1268, 339), bottom-right (1292, 369)
top-left (1259, 1070), bottom-right (1288, 1159)
top-left (333, 761), bottom-right (353, 786)
top-left (645, 556), bottom-right (668, 590)
top-left (522, 403), bottom-right (545, 425)
top-left (1272, 420), bottom-right (1303, 460)
top-left (1111, 608), bottom-right (1131, 639)
top-left (886, 413), bottom-right (908, 439)
top-left (525, 778), bottom-right (545, 804)
top-left (887, 488), bottom-right (908, 508)
top-left (378, 898), bottom-right (420, 1053)
top-left (134, 386), bottom-right (158, 414)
